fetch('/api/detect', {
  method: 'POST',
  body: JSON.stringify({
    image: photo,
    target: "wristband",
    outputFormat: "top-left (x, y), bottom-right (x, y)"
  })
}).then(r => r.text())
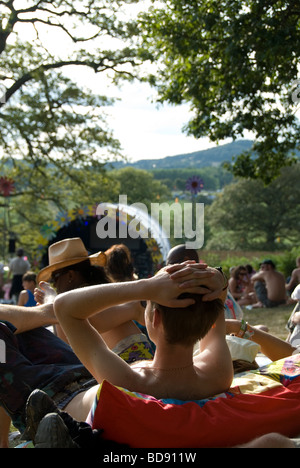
top-left (236, 320), bottom-right (254, 340)
top-left (244, 323), bottom-right (255, 340)
top-left (237, 319), bottom-right (248, 338)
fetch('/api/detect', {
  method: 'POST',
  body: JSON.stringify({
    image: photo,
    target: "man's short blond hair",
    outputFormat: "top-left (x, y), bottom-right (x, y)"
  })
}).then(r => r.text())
top-left (152, 293), bottom-right (223, 347)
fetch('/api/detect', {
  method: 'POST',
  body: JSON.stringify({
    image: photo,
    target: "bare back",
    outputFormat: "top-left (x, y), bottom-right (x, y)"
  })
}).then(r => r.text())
top-left (262, 270), bottom-right (286, 302)
top-left (65, 353), bottom-right (230, 423)
top-left (130, 350), bottom-right (230, 401)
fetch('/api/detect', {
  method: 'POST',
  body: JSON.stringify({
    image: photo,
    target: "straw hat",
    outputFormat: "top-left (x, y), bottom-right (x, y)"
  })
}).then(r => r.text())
top-left (37, 237), bottom-right (106, 283)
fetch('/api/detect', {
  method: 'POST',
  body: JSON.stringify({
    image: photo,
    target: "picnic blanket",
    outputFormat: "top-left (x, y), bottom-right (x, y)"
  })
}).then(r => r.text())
top-left (91, 354), bottom-right (300, 448)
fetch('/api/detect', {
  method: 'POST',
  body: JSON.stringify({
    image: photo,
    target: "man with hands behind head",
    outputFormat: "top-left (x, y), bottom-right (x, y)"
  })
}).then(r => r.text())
top-left (53, 261), bottom-right (233, 413)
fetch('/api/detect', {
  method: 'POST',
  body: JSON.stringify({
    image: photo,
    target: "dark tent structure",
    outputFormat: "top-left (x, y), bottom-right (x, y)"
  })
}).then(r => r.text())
top-left (34, 203), bottom-right (170, 278)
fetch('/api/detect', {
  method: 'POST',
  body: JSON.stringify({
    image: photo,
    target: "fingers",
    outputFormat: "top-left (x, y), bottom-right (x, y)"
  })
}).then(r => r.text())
top-left (164, 262), bottom-right (227, 302)
top-left (166, 261), bottom-right (208, 275)
top-left (167, 297), bottom-right (196, 308)
top-left (168, 265), bottom-right (213, 281)
top-left (34, 282), bottom-right (57, 305)
top-left (201, 289), bottom-right (224, 301)
top-left (34, 287), bottom-right (45, 305)
top-left (39, 281), bottom-right (54, 292)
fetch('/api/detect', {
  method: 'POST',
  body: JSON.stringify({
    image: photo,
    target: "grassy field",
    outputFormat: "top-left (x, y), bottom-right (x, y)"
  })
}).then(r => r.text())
top-left (242, 302), bottom-right (295, 340)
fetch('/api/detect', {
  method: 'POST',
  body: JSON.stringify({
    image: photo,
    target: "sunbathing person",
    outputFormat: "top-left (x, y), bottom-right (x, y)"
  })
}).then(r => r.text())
top-left (228, 266), bottom-right (257, 306)
top-left (23, 262), bottom-right (232, 446)
top-left (0, 238), bottom-right (153, 448)
top-left (26, 262), bottom-right (300, 449)
top-left (54, 262), bottom-right (231, 399)
top-left (166, 244), bottom-right (243, 320)
top-left (251, 259), bottom-right (287, 308)
top-left (286, 256), bottom-right (300, 294)
top-left (225, 319), bottom-right (298, 362)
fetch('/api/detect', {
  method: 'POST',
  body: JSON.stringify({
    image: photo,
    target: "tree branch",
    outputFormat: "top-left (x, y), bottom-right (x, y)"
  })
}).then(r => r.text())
top-left (15, 17), bottom-right (102, 43)
top-left (0, 56), bottom-right (137, 108)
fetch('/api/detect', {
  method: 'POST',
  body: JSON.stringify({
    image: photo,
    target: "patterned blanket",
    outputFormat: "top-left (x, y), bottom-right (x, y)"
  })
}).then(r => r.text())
top-left (91, 354), bottom-right (300, 448)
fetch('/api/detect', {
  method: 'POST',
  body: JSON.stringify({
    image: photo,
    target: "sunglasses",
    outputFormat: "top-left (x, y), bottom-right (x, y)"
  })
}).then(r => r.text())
top-left (50, 269), bottom-right (69, 284)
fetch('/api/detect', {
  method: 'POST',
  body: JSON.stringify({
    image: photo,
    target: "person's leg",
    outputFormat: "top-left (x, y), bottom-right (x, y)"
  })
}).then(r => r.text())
top-left (16, 325), bottom-right (83, 366)
top-left (0, 321), bottom-right (92, 432)
top-left (254, 282), bottom-right (268, 307)
top-left (0, 407), bottom-right (12, 448)
top-left (236, 433), bottom-right (296, 448)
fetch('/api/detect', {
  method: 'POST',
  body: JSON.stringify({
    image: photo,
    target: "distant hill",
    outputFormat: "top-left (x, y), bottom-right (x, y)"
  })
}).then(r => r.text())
top-left (110, 140), bottom-right (254, 170)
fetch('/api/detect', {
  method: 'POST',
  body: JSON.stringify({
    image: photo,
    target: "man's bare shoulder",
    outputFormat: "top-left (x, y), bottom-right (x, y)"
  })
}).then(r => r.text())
top-left (271, 270), bottom-right (285, 279)
top-left (251, 270), bottom-right (266, 281)
top-left (292, 268), bottom-right (300, 279)
top-left (130, 360), bottom-right (153, 370)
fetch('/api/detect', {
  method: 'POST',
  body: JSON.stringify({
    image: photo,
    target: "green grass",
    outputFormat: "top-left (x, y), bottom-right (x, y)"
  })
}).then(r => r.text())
top-left (242, 303), bottom-right (295, 341)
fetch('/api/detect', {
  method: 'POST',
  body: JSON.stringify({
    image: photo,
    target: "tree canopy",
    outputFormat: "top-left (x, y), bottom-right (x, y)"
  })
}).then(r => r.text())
top-left (206, 163), bottom-right (300, 250)
top-left (0, 0), bottom-right (142, 203)
top-left (138, 0), bottom-right (300, 183)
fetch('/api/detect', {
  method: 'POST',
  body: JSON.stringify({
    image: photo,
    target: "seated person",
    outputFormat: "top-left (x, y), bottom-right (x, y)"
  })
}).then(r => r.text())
top-left (286, 256), bottom-right (300, 294)
top-left (18, 271), bottom-right (37, 307)
top-left (105, 243), bottom-right (137, 282)
top-left (251, 259), bottom-right (287, 308)
top-left (166, 244), bottom-right (243, 320)
top-left (53, 262), bottom-right (232, 400)
top-left (0, 238), bottom-right (153, 448)
top-left (228, 266), bottom-right (256, 306)
top-left (24, 262), bottom-right (232, 446)
top-left (286, 285), bottom-right (300, 348)
top-left (26, 264), bottom-right (300, 449)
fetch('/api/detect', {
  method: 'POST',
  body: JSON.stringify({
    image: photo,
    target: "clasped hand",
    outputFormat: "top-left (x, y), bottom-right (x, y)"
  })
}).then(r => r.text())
top-left (147, 261), bottom-right (225, 308)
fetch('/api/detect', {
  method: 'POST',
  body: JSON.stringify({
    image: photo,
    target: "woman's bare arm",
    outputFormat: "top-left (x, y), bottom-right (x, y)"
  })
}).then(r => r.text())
top-left (0, 303), bottom-right (57, 334)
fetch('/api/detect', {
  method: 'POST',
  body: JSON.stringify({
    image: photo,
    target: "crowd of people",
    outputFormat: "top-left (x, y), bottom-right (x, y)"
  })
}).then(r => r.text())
top-left (0, 240), bottom-right (299, 449)
top-left (228, 258), bottom-right (299, 309)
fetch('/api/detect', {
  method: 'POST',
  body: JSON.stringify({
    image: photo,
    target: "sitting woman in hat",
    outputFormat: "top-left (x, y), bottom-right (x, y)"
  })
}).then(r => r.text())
top-left (35, 238), bottom-right (154, 361)
top-left (0, 238), bottom-right (153, 448)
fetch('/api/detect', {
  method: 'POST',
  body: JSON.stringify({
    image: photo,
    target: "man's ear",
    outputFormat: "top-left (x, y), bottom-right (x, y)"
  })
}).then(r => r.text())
top-left (152, 307), bottom-right (162, 328)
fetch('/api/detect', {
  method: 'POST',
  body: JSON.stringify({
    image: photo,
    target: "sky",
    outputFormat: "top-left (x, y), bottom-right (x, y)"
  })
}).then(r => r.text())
top-left (6, 3), bottom-right (299, 165)
top-left (56, 55), bottom-right (224, 164)
top-left (8, 3), bottom-right (224, 164)
top-left (100, 80), bottom-right (221, 163)
top-left (57, 54), bottom-right (220, 164)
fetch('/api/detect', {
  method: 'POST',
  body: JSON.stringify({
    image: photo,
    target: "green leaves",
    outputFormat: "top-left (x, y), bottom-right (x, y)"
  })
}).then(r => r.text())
top-left (0, 0), bottom-right (142, 194)
top-left (206, 163), bottom-right (300, 250)
top-left (139, 0), bottom-right (300, 183)
top-left (0, 0), bottom-right (142, 258)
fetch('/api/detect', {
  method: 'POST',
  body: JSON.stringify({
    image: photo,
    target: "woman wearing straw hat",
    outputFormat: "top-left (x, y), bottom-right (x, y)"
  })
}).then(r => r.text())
top-left (0, 238), bottom-right (154, 448)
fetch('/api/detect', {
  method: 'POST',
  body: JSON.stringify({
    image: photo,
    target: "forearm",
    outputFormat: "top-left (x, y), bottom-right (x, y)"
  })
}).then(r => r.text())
top-left (0, 303), bottom-right (57, 334)
top-left (55, 264), bottom-right (228, 332)
top-left (0, 408), bottom-right (11, 449)
top-left (89, 302), bottom-right (145, 334)
top-left (226, 319), bottom-right (296, 361)
top-left (54, 279), bottom-right (148, 324)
